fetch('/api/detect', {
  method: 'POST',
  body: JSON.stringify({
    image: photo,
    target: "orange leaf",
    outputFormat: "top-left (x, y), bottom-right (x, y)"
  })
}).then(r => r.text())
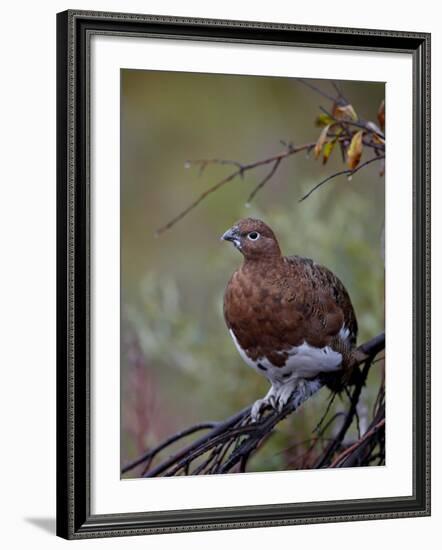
top-left (346, 130), bottom-right (364, 170)
top-left (314, 124), bottom-right (331, 159)
top-left (377, 100), bottom-right (385, 130)
top-left (333, 102), bottom-right (358, 121)
top-left (372, 132), bottom-right (385, 145)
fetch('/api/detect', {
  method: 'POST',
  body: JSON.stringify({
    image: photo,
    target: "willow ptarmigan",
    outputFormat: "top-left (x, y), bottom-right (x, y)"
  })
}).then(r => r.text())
top-left (222, 218), bottom-right (360, 421)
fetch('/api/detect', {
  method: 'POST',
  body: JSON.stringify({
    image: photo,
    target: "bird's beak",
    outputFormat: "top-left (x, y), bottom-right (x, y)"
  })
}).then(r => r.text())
top-left (220, 225), bottom-right (241, 248)
top-left (221, 226), bottom-right (239, 242)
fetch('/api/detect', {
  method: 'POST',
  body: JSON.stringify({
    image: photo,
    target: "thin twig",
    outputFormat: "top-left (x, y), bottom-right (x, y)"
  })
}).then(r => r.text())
top-left (312, 332), bottom-right (384, 469)
top-left (122, 421), bottom-right (218, 474)
top-left (164, 425), bottom-right (259, 476)
top-left (330, 418), bottom-right (385, 467)
top-left (246, 158), bottom-right (282, 204)
top-left (143, 406), bottom-right (251, 477)
top-left (299, 155), bottom-right (385, 203)
top-left (297, 78), bottom-right (337, 102)
top-left (155, 143), bottom-right (315, 236)
top-left (188, 158), bottom-right (244, 175)
top-left (331, 81), bottom-right (348, 104)
top-left (314, 359), bottom-right (373, 468)
top-left (343, 385), bottom-right (361, 439)
top-left (313, 391), bottom-right (338, 434)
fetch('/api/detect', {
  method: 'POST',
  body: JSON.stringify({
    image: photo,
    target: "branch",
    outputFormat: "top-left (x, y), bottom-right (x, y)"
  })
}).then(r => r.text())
top-left (154, 79), bottom-right (385, 235)
top-left (330, 418), bottom-right (385, 468)
top-left (142, 406), bottom-right (252, 477)
top-left (298, 155), bottom-right (385, 203)
top-left (122, 332), bottom-right (385, 477)
top-left (246, 158), bottom-right (282, 204)
top-left (319, 106), bottom-right (385, 140)
top-left (313, 334), bottom-right (385, 468)
top-left (297, 78), bottom-right (337, 102)
top-left (154, 142), bottom-right (314, 236)
top-left (121, 422), bottom-right (217, 474)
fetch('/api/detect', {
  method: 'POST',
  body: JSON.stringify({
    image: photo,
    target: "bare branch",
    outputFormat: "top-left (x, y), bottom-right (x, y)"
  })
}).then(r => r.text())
top-left (121, 421), bottom-right (218, 474)
top-left (330, 418), bottom-right (385, 468)
top-left (246, 158), bottom-right (282, 204)
top-left (154, 79), bottom-right (385, 235)
top-left (297, 78), bottom-right (337, 102)
top-left (314, 356), bottom-right (377, 468)
top-left (122, 332), bottom-right (385, 477)
top-left (155, 142), bottom-right (314, 236)
top-left (331, 81), bottom-right (348, 104)
top-left (154, 169), bottom-right (242, 237)
top-left (187, 158), bottom-right (244, 175)
top-left (312, 390), bottom-right (338, 434)
top-left (142, 406), bottom-right (251, 477)
top-left (298, 155), bottom-right (385, 203)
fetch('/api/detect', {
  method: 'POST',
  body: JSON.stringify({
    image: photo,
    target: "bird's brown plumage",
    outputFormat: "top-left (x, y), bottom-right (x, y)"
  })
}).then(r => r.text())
top-left (222, 218), bottom-right (358, 380)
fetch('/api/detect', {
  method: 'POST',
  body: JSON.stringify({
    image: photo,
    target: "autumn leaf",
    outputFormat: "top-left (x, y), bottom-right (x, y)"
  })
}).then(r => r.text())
top-left (379, 159), bottom-right (385, 177)
top-left (333, 102), bottom-right (358, 121)
top-left (377, 100), bottom-right (385, 131)
top-left (314, 124), bottom-right (330, 159)
top-left (322, 133), bottom-right (340, 165)
top-left (347, 130), bottom-right (364, 170)
top-left (315, 113), bottom-right (334, 127)
top-left (372, 132), bottom-right (385, 145)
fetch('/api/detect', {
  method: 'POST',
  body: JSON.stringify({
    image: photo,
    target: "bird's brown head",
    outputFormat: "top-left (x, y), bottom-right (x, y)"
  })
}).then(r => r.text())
top-left (221, 218), bottom-right (282, 261)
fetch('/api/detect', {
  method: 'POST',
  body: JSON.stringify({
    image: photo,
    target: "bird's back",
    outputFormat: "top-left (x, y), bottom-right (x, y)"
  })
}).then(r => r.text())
top-left (286, 255), bottom-right (358, 346)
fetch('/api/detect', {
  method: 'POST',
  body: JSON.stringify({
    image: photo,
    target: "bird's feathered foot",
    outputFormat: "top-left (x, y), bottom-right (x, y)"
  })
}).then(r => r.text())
top-left (251, 385), bottom-right (280, 421)
top-left (251, 378), bottom-right (324, 422)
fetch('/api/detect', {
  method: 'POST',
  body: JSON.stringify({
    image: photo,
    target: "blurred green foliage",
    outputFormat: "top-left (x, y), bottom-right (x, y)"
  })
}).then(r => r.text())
top-left (120, 70), bottom-right (385, 473)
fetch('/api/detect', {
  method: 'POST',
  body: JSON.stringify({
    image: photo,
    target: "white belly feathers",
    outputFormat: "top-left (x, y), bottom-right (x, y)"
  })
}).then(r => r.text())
top-left (229, 328), bottom-right (343, 385)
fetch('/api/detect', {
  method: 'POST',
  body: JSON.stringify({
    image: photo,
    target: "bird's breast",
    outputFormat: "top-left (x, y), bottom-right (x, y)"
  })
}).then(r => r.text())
top-left (224, 265), bottom-right (348, 379)
top-left (224, 268), bottom-right (304, 360)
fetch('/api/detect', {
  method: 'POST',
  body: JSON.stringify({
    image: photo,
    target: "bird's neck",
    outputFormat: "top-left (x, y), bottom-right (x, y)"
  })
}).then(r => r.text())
top-left (242, 254), bottom-right (285, 273)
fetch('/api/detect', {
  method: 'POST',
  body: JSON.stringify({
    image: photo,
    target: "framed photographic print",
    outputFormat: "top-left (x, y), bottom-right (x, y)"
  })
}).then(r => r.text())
top-left (56, 10), bottom-right (431, 539)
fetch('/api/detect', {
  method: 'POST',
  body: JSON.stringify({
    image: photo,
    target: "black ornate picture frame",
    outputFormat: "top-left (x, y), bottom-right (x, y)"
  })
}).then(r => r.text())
top-left (56, 10), bottom-right (431, 539)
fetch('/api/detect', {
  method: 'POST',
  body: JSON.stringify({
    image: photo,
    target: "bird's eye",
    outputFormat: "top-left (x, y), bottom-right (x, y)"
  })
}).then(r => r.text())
top-left (247, 231), bottom-right (260, 241)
